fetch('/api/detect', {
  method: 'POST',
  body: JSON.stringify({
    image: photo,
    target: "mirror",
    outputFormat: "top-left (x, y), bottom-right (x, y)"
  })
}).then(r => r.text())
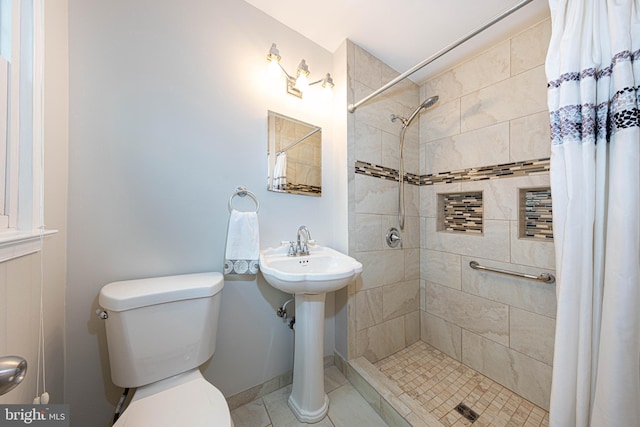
top-left (267, 111), bottom-right (321, 196)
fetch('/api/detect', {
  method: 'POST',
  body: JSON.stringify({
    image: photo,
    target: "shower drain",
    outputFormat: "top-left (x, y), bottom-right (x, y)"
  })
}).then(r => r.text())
top-left (455, 402), bottom-right (479, 423)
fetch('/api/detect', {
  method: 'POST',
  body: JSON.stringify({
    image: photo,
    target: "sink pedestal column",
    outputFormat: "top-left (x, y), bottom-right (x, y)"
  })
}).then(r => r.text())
top-left (288, 293), bottom-right (329, 423)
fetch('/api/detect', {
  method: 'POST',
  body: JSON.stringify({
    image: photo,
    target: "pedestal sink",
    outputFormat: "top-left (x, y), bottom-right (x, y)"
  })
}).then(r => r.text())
top-left (260, 245), bottom-right (362, 423)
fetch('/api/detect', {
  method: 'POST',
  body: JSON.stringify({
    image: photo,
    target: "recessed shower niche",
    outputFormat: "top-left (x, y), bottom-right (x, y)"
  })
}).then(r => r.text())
top-left (437, 191), bottom-right (484, 234)
top-left (519, 187), bottom-right (553, 240)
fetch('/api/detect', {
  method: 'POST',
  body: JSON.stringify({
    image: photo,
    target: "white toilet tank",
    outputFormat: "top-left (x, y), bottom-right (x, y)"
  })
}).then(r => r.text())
top-left (99, 272), bottom-right (224, 388)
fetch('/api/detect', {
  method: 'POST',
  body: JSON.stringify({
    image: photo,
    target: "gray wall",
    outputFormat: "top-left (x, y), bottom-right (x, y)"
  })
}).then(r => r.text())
top-left (67, 0), bottom-right (347, 425)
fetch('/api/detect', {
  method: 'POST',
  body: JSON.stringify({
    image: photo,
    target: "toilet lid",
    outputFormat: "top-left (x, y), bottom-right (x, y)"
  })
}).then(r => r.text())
top-left (113, 377), bottom-right (232, 427)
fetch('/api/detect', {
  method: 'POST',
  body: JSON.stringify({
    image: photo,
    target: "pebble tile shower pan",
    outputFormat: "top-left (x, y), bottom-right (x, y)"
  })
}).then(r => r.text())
top-left (375, 341), bottom-right (549, 427)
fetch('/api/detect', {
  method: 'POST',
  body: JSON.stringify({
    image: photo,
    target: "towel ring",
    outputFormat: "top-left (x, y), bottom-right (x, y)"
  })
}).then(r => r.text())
top-left (228, 186), bottom-right (260, 213)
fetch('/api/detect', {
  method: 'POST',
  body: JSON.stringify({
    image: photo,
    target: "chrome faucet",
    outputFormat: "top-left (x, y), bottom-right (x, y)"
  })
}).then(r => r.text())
top-left (296, 226), bottom-right (311, 256)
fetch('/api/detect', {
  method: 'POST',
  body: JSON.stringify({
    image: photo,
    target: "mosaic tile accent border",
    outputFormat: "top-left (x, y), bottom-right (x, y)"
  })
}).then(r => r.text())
top-left (440, 192), bottom-right (483, 234)
top-left (354, 161), bottom-right (421, 185)
top-left (286, 183), bottom-right (321, 195)
top-left (421, 158), bottom-right (550, 185)
top-left (520, 188), bottom-right (553, 240)
top-left (354, 158), bottom-right (550, 186)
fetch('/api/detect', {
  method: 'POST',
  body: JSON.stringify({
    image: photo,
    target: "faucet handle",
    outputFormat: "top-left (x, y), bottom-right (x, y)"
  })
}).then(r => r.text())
top-left (282, 241), bottom-right (297, 256)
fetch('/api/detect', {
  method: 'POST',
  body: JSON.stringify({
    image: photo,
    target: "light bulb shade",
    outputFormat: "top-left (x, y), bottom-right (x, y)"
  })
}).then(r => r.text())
top-left (266, 43), bottom-right (282, 79)
top-left (294, 59), bottom-right (310, 91)
top-left (294, 73), bottom-right (309, 91)
top-left (268, 59), bottom-right (281, 78)
top-left (322, 73), bottom-right (335, 89)
top-left (322, 84), bottom-right (333, 102)
top-left (296, 59), bottom-right (310, 75)
top-left (267, 43), bottom-right (280, 61)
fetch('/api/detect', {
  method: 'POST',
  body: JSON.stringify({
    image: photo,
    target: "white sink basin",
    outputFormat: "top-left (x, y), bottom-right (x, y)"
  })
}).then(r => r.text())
top-left (259, 245), bottom-right (363, 294)
top-left (260, 244), bottom-right (363, 422)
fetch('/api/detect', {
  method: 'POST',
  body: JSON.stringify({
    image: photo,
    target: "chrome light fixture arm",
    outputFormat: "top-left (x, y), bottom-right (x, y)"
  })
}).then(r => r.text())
top-left (267, 43), bottom-right (335, 98)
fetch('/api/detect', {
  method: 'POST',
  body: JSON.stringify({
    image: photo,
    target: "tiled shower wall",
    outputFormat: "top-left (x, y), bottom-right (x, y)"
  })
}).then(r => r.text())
top-left (347, 40), bottom-right (423, 362)
top-left (419, 19), bottom-right (556, 410)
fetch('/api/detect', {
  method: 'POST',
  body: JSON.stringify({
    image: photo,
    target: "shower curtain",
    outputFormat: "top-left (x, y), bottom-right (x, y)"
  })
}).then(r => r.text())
top-left (546, 0), bottom-right (640, 426)
top-left (272, 152), bottom-right (287, 191)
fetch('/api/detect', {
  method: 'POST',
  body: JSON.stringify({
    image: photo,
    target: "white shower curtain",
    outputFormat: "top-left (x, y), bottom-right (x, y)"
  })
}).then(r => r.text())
top-left (272, 152), bottom-right (288, 191)
top-left (546, 1), bottom-right (640, 426)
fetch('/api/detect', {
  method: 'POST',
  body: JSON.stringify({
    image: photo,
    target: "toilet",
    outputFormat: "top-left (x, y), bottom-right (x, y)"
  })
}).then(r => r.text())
top-left (98, 272), bottom-right (233, 427)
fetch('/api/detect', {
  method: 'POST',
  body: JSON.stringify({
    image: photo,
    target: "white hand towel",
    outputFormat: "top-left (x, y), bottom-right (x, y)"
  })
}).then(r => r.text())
top-left (224, 209), bottom-right (260, 275)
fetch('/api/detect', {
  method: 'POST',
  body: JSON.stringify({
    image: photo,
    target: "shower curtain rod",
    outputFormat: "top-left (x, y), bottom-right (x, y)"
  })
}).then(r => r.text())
top-left (347, 0), bottom-right (534, 113)
top-left (277, 126), bottom-right (321, 155)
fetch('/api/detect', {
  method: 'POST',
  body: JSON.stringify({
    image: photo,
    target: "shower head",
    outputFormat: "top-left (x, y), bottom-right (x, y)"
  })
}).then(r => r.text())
top-left (390, 95), bottom-right (439, 128)
top-left (405, 95), bottom-right (439, 127)
top-left (421, 95), bottom-right (439, 109)
top-left (393, 95), bottom-right (438, 231)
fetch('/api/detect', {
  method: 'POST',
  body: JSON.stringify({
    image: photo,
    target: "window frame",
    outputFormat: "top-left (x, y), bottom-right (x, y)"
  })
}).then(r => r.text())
top-left (0, 0), bottom-right (56, 263)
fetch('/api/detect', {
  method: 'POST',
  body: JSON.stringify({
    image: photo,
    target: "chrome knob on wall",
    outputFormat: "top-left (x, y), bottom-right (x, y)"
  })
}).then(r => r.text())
top-left (0, 356), bottom-right (27, 396)
top-left (386, 227), bottom-right (402, 248)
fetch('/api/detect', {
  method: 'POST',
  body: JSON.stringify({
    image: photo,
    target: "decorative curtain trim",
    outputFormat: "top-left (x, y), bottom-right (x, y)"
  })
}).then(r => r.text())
top-left (549, 49), bottom-right (640, 145)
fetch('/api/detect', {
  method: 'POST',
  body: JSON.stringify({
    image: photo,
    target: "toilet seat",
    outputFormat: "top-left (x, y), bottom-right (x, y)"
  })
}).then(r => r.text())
top-left (113, 370), bottom-right (232, 427)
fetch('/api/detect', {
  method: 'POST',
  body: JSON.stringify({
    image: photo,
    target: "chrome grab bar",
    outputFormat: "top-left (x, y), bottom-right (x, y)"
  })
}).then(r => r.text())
top-left (469, 261), bottom-right (555, 283)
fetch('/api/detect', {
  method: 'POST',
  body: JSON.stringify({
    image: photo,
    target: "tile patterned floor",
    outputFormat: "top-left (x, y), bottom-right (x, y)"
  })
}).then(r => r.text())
top-left (375, 341), bottom-right (550, 427)
top-left (231, 365), bottom-right (389, 427)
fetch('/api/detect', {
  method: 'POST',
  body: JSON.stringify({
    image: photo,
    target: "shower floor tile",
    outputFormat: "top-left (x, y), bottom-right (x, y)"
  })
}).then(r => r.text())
top-left (374, 341), bottom-right (549, 427)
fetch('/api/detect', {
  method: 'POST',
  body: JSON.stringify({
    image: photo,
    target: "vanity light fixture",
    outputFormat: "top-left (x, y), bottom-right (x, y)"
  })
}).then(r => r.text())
top-left (267, 43), bottom-right (335, 99)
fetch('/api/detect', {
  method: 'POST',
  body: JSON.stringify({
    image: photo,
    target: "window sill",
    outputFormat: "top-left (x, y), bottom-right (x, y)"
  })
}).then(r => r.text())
top-left (0, 229), bottom-right (58, 263)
